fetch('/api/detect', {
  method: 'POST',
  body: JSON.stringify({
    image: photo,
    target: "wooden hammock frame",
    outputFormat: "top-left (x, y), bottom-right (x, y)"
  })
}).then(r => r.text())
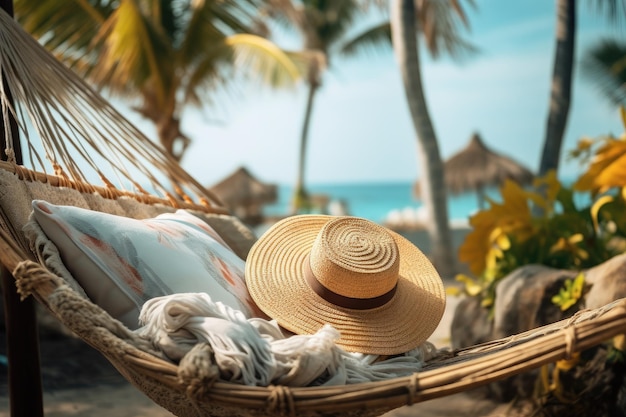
top-left (1, 3), bottom-right (626, 417)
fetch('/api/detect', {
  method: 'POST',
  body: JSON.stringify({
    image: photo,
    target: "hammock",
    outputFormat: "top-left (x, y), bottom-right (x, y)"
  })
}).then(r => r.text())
top-left (1, 7), bottom-right (626, 417)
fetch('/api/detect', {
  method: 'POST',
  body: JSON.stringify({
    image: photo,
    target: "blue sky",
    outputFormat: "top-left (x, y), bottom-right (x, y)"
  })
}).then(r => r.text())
top-left (152, 0), bottom-right (626, 187)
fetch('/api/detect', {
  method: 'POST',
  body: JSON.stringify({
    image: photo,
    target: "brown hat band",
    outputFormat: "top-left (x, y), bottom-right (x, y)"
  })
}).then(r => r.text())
top-left (304, 257), bottom-right (398, 310)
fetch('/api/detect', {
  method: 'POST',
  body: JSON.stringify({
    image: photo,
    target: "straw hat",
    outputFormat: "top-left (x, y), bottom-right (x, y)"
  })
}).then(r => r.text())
top-left (245, 215), bottom-right (446, 355)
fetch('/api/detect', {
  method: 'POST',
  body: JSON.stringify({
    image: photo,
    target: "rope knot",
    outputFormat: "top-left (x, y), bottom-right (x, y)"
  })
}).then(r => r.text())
top-left (406, 373), bottom-right (419, 405)
top-left (3, 147), bottom-right (15, 164)
top-left (13, 260), bottom-right (55, 300)
top-left (178, 343), bottom-right (220, 401)
top-left (561, 311), bottom-right (585, 360)
top-left (563, 326), bottom-right (578, 360)
top-left (267, 385), bottom-right (296, 417)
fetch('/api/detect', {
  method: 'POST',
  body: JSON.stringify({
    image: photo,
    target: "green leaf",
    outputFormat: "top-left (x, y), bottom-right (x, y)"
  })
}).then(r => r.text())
top-left (552, 272), bottom-right (587, 311)
top-left (455, 273), bottom-right (483, 296)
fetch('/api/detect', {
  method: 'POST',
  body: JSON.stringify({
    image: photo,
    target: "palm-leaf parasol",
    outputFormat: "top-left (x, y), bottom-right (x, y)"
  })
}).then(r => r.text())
top-left (209, 166), bottom-right (277, 225)
top-left (415, 132), bottom-right (534, 209)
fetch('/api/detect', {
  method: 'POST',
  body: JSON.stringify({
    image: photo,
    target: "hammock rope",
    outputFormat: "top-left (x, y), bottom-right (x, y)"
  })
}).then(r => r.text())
top-left (0, 8), bottom-right (224, 213)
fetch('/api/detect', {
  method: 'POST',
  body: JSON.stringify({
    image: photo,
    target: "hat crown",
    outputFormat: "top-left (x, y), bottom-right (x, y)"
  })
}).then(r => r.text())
top-left (308, 217), bottom-right (400, 300)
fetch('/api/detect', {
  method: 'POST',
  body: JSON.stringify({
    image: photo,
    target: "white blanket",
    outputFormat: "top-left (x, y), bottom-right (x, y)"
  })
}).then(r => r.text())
top-left (136, 293), bottom-right (440, 387)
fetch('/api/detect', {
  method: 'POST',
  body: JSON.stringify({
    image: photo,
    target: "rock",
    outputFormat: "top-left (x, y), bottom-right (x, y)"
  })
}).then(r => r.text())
top-left (488, 265), bottom-right (579, 401)
top-left (492, 264), bottom-right (578, 339)
top-left (450, 255), bottom-right (626, 404)
top-left (451, 264), bottom-right (579, 351)
top-left (450, 295), bottom-right (492, 350)
top-left (584, 253), bottom-right (626, 310)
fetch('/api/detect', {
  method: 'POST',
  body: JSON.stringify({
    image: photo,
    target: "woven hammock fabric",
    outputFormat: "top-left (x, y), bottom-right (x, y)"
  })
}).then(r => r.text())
top-left (0, 8), bottom-right (223, 213)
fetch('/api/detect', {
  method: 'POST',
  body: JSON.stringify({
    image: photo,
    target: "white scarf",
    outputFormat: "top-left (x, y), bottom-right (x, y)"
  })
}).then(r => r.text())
top-left (136, 293), bottom-right (439, 387)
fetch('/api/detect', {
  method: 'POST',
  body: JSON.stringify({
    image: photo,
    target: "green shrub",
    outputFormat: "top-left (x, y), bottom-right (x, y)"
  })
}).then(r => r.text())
top-left (453, 108), bottom-right (626, 309)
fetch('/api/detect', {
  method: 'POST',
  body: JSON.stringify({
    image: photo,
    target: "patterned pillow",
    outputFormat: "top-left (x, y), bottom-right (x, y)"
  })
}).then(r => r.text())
top-left (30, 200), bottom-right (265, 328)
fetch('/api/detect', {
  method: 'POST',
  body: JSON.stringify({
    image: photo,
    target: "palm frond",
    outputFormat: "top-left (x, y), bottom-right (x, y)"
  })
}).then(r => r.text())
top-left (178, 1), bottom-right (228, 67)
top-left (89, 0), bottom-right (174, 104)
top-left (417, 0), bottom-right (478, 59)
top-left (226, 33), bottom-right (302, 88)
top-left (261, 0), bottom-right (307, 33)
top-left (585, 0), bottom-right (626, 29)
top-left (581, 38), bottom-right (626, 106)
top-left (208, 0), bottom-right (268, 34)
top-left (340, 21), bottom-right (391, 58)
top-left (181, 45), bottom-right (228, 106)
top-left (182, 33), bottom-right (303, 109)
top-left (449, 0), bottom-right (475, 28)
top-left (299, 0), bottom-right (366, 50)
top-left (343, 0), bottom-right (477, 61)
top-left (14, 0), bottom-right (112, 68)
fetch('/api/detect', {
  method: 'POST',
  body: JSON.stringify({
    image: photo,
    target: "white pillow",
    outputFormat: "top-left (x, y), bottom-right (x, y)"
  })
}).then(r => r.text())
top-left (30, 200), bottom-right (264, 328)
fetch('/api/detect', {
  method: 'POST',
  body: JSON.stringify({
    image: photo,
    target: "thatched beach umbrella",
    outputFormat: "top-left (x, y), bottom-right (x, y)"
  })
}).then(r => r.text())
top-left (209, 166), bottom-right (277, 225)
top-left (415, 132), bottom-right (534, 209)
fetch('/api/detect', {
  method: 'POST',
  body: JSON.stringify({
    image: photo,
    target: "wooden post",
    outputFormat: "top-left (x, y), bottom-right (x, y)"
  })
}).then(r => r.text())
top-left (0, 1), bottom-right (45, 416)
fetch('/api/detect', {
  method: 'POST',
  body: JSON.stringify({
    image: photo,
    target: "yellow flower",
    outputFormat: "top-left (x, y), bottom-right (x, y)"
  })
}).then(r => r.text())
top-left (454, 274), bottom-right (483, 297)
top-left (549, 233), bottom-right (588, 261)
top-left (459, 179), bottom-right (534, 276)
top-left (575, 137), bottom-right (626, 195)
top-left (590, 195), bottom-right (614, 233)
top-left (528, 170), bottom-right (561, 214)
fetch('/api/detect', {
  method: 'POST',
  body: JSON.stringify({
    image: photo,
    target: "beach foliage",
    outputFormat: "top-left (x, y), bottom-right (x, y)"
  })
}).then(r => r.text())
top-left (455, 107), bottom-right (626, 308)
top-left (14, 0), bottom-right (301, 162)
top-left (551, 272), bottom-right (588, 311)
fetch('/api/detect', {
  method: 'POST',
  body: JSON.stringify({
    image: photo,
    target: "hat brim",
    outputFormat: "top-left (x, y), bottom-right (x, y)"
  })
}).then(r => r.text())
top-left (245, 215), bottom-right (446, 355)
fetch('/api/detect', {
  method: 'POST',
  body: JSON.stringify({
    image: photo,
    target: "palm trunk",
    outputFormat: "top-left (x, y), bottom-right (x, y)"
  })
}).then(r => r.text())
top-left (138, 91), bottom-right (189, 163)
top-left (391, 0), bottom-right (457, 278)
top-left (158, 116), bottom-right (184, 162)
top-left (539, 0), bottom-right (576, 176)
top-left (293, 77), bottom-right (318, 213)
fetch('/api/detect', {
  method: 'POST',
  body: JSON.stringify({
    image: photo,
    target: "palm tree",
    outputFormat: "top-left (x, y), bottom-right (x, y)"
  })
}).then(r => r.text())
top-left (263, 1), bottom-right (391, 213)
top-left (539, 0), bottom-right (576, 176)
top-left (14, 0), bottom-right (300, 162)
top-left (581, 38), bottom-right (626, 106)
top-left (390, 0), bottom-right (475, 278)
top-left (539, 0), bottom-right (626, 176)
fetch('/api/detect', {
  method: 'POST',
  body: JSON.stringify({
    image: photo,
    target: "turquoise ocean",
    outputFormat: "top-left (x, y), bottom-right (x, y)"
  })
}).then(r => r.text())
top-left (262, 179), bottom-right (587, 226)
top-left (262, 182), bottom-right (494, 225)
